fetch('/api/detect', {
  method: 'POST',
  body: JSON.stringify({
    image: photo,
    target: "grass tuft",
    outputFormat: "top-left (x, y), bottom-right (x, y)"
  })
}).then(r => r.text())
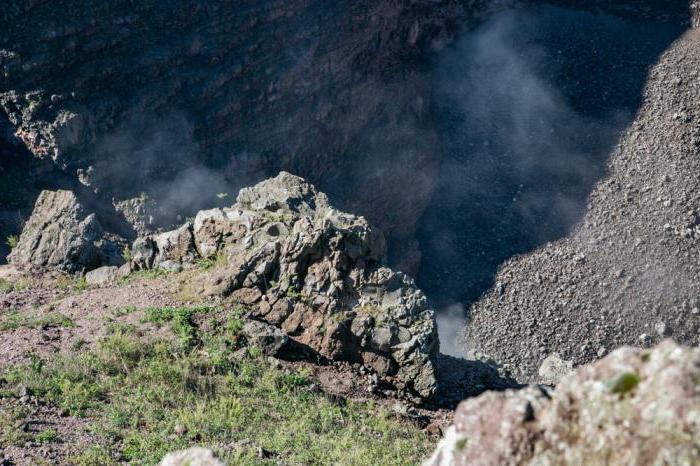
top-left (0, 310), bottom-right (75, 332)
top-left (5, 235), bottom-right (18, 250)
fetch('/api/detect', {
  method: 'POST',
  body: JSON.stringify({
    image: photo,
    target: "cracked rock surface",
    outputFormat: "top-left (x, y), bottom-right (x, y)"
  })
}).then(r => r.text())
top-left (8, 190), bottom-right (125, 273)
top-left (133, 172), bottom-right (439, 399)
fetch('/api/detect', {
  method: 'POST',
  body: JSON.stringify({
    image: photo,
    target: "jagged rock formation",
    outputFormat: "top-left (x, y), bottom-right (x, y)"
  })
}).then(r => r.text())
top-left (466, 22), bottom-right (700, 383)
top-left (134, 172), bottom-right (439, 399)
top-left (8, 190), bottom-right (125, 273)
top-left (426, 340), bottom-right (700, 466)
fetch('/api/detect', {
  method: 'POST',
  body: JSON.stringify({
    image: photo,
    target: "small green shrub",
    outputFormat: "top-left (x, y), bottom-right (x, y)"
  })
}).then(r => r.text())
top-left (196, 253), bottom-right (227, 271)
top-left (121, 246), bottom-right (132, 263)
top-left (5, 235), bottom-right (18, 250)
top-left (143, 306), bottom-right (214, 350)
top-left (35, 428), bottom-right (60, 443)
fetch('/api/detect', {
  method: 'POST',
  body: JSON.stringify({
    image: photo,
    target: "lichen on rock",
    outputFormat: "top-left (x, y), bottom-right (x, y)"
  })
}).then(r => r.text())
top-left (425, 340), bottom-right (700, 466)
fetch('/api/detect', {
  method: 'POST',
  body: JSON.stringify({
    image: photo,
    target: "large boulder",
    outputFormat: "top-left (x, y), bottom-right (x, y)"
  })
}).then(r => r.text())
top-left (425, 340), bottom-right (700, 466)
top-left (135, 172), bottom-right (439, 399)
top-left (7, 190), bottom-right (125, 273)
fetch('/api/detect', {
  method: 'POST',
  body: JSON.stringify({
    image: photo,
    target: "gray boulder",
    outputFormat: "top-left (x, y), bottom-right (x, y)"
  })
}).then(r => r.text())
top-left (8, 190), bottom-right (124, 273)
top-left (425, 340), bottom-right (700, 466)
top-left (85, 265), bottom-right (118, 285)
top-left (242, 320), bottom-right (290, 357)
top-left (136, 172), bottom-right (439, 399)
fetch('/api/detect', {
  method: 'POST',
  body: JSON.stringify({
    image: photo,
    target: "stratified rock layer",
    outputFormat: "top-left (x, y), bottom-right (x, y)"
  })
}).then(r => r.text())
top-left (467, 24), bottom-right (700, 382)
top-left (134, 172), bottom-right (439, 399)
top-left (8, 190), bottom-right (124, 273)
top-left (426, 340), bottom-right (700, 466)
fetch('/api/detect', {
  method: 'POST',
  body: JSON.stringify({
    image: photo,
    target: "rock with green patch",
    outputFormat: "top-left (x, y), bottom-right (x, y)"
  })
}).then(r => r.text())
top-left (135, 172), bottom-right (439, 400)
top-left (426, 341), bottom-right (700, 466)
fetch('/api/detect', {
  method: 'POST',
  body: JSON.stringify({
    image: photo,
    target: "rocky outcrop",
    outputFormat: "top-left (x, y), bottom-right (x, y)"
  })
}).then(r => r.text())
top-left (134, 172), bottom-right (439, 399)
top-left (466, 24), bottom-right (700, 383)
top-left (426, 340), bottom-right (700, 466)
top-left (7, 190), bottom-right (125, 273)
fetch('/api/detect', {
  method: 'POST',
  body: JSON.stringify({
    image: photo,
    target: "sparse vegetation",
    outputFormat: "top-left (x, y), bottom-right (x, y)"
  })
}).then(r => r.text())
top-left (0, 278), bottom-right (12, 293)
top-left (196, 253), bottom-right (227, 271)
top-left (117, 268), bottom-right (170, 285)
top-left (0, 315), bottom-right (431, 465)
top-left (0, 310), bottom-right (75, 332)
top-left (0, 276), bottom-right (34, 293)
top-left (56, 275), bottom-right (89, 292)
top-left (5, 235), bottom-right (19, 250)
top-left (142, 306), bottom-right (214, 349)
top-left (121, 245), bottom-right (132, 263)
top-left (0, 405), bottom-right (33, 447)
top-left (35, 428), bottom-right (60, 444)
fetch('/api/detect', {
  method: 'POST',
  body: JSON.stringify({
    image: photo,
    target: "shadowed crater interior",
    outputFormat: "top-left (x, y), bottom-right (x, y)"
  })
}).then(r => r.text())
top-left (418, 5), bottom-right (685, 325)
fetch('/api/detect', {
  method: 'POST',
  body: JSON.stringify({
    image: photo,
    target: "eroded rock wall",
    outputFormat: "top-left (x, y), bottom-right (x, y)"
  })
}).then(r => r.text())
top-left (426, 341), bottom-right (700, 466)
top-left (0, 0), bottom-right (512, 256)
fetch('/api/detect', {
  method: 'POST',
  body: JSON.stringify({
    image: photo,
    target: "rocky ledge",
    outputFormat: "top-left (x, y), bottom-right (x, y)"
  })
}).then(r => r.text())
top-left (427, 340), bottom-right (700, 466)
top-left (129, 172), bottom-right (439, 400)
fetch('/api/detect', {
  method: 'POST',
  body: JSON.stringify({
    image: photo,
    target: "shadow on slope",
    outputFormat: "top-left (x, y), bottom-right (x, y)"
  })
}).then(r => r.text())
top-left (417, 5), bottom-right (687, 318)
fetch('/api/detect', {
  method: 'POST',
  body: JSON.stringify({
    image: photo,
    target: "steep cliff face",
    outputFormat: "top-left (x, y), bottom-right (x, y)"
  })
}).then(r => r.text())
top-left (0, 0), bottom-right (511, 266)
top-left (1, 1), bottom-right (692, 270)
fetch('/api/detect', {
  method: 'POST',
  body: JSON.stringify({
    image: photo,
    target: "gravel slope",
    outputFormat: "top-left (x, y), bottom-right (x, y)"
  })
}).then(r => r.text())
top-left (466, 22), bottom-right (700, 382)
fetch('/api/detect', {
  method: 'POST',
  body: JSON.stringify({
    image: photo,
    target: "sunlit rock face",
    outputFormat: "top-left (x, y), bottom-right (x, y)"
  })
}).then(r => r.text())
top-left (426, 341), bottom-right (700, 466)
top-left (132, 172), bottom-right (440, 400)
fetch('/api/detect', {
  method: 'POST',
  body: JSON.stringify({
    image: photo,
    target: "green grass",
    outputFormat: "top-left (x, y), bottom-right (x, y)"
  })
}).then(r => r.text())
top-left (0, 315), bottom-right (431, 465)
top-left (117, 268), bottom-right (170, 285)
top-left (55, 275), bottom-right (89, 292)
top-left (196, 253), bottom-right (228, 271)
top-left (0, 405), bottom-right (32, 447)
top-left (142, 306), bottom-right (215, 350)
top-left (0, 310), bottom-right (75, 332)
top-left (35, 428), bottom-right (60, 443)
top-left (0, 276), bottom-right (34, 293)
